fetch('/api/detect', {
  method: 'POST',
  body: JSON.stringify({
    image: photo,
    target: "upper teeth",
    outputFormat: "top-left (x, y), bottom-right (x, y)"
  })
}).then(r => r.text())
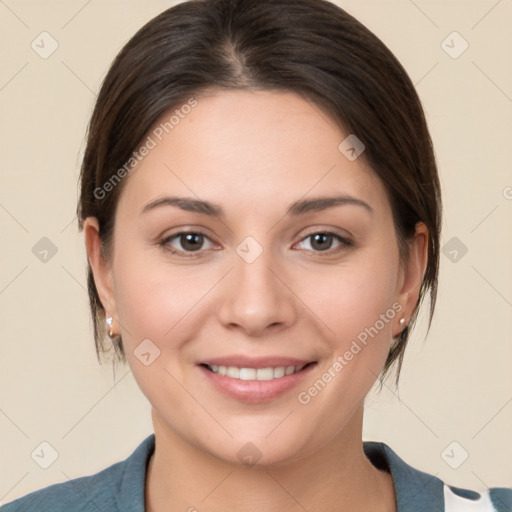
top-left (208, 364), bottom-right (305, 381)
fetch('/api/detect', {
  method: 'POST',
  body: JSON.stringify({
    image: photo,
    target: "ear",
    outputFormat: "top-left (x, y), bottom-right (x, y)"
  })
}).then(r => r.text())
top-left (393, 222), bottom-right (429, 337)
top-left (83, 217), bottom-right (119, 334)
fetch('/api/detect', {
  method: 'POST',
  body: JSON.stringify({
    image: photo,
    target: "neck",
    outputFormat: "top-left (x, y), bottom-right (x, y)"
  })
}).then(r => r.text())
top-left (145, 406), bottom-right (396, 512)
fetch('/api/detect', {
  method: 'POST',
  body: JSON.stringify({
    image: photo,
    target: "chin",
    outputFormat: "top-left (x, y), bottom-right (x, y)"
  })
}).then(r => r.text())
top-left (196, 426), bottom-right (317, 469)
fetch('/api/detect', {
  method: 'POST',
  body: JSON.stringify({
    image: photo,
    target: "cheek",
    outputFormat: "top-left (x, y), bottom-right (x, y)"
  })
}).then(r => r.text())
top-left (301, 239), bottom-right (401, 400)
top-left (111, 242), bottom-right (192, 344)
top-left (116, 269), bottom-right (195, 342)
top-left (306, 244), bottom-right (399, 344)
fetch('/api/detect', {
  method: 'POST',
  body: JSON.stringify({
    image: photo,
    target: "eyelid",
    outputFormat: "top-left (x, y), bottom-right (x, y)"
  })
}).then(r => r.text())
top-left (295, 224), bottom-right (354, 240)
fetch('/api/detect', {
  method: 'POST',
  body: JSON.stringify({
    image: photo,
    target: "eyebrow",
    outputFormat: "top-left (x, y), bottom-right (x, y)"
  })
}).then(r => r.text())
top-left (141, 194), bottom-right (373, 217)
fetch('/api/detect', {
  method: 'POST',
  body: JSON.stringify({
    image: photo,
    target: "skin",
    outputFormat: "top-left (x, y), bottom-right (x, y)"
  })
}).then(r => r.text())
top-left (85, 89), bottom-right (428, 512)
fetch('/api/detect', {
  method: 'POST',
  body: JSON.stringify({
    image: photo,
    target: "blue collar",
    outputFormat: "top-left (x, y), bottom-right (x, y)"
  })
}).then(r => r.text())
top-left (5, 433), bottom-right (510, 511)
top-left (363, 441), bottom-right (444, 511)
top-left (115, 434), bottom-right (446, 511)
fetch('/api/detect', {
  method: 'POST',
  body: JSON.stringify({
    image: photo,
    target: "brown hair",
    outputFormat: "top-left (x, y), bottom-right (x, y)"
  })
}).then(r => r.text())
top-left (77, 0), bottom-right (442, 384)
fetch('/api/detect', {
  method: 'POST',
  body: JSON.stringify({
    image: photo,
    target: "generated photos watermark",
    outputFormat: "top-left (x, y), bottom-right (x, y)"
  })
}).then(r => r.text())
top-left (297, 301), bottom-right (403, 405)
top-left (93, 97), bottom-right (198, 200)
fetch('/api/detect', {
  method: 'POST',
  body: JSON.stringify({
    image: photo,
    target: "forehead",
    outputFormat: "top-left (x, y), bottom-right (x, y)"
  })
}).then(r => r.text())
top-left (117, 89), bottom-right (390, 219)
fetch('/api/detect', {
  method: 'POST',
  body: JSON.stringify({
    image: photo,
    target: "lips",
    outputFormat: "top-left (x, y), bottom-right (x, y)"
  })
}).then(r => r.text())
top-left (197, 356), bottom-right (317, 402)
top-left (199, 356), bottom-right (314, 379)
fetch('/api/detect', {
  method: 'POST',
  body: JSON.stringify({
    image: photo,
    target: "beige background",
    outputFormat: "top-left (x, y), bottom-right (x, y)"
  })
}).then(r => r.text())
top-left (1, 0), bottom-right (511, 505)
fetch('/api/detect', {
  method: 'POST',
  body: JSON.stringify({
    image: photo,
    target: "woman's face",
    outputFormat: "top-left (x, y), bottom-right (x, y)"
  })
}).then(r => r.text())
top-left (86, 89), bottom-right (426, 466)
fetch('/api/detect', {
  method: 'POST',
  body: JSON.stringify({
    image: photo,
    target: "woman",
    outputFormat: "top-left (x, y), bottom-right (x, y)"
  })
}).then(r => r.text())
top-left (3, 0), bottom-right (510, 511)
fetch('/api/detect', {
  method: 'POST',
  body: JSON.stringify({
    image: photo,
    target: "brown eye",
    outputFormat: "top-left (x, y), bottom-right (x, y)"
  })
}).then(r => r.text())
top-left (178, 233), bottom-right (204, 251)
top-left (310, 233), bottom-right (334, 251)
top-left (162, 231), bottom-right (216, 255)
top-left (296, 232), bottom-right (353, 254)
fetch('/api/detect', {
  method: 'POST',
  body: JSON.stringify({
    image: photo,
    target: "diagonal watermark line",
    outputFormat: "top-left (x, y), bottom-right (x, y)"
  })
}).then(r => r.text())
top-left (0, 0), bottom-right (29, 28)
top-left (0, 265), bottom-right (28, 295)
top-left (0, 202), bottom-right (29, 233)
top-left (265, 410), bottom-right (294, 438)
top-left (470, 204), bottom-right (499, 233)
top-left (266, 164), bottom-right (336, 234)
top-left (61, 264), bottom-right (87, 292)
top-left (0, 62), bottom-right (29, 92)
top-left (200, 471), bottom-right (234, 502)
top-left (407, 0), bottom-right (439, 28)
top-left (60, 215), bottom-right (77, 233)
top-left (414, 62), bottom-right (439, 87)
top-left (472, 61), bottom-right (512, 104)
top-left (163, 367), bottom-right (233, 438)
top-left (164, 267), bottom-right (234, 336)
top-left (471, 265), bottom-right (512, 308)
top-left (398, 404), bottom-right (438, 438)
top-left (394, 393), bottom-right (439, 438)
top-left (471, 470), bottom-right (489, 488)
top-left (0, 408), bottom-right (29, 438)
top-left (471, 0), bottom-right (504, 30)
top-left (61, 369), bottom-right (131, 439)
top-left (61, 60), bottom-right (96, 95)
top-left (264, 471), bottom-right (308, 511)
top-left (266, 266), bottom-right (336, 334)
top-left (61, 0), bottom-right (93, 29)
top-left (471, 395), bottom-right (512, 439)
top-left (0, 472), bottom-right (30, 503)
top-left (61, 471), bottom-right (104, 512)
top-left (375, 370), bottom-right (439, 438)
top-left (472, 470), bottom-right (512, 512)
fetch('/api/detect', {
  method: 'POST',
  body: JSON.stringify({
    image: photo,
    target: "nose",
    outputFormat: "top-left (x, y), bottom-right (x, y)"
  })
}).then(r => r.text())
top-left (216, 249), bottom-right (298, 337)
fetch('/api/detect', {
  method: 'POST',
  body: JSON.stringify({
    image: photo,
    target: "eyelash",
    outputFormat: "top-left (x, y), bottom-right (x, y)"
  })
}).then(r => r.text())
top-left (160, 230), bottom-right (353, 258)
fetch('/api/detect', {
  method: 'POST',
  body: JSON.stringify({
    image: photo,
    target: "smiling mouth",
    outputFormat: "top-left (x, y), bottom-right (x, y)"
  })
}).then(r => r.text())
top-left (200, 362), bottom-right (316, 381)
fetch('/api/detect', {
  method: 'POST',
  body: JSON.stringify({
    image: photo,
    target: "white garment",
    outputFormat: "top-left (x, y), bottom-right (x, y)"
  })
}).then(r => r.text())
top-left (444, 485), bottom-right (496, 512)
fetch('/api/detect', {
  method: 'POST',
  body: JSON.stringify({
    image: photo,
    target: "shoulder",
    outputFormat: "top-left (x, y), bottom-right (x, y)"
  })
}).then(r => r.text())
top-left (363, 441), bottom-right (512, 512)
top-left (1, 434), bottom-right (155, 512)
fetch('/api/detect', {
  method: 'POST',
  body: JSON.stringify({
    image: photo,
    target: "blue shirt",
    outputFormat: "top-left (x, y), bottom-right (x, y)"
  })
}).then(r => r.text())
top-left (2, 434), bottom-right (511, 511)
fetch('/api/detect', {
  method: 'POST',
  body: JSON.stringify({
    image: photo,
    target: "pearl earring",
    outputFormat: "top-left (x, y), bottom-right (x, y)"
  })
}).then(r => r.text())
top-left (399, 317), bottom-right (405, 326)
top-left (106, 316), bottom-right (114, 337)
